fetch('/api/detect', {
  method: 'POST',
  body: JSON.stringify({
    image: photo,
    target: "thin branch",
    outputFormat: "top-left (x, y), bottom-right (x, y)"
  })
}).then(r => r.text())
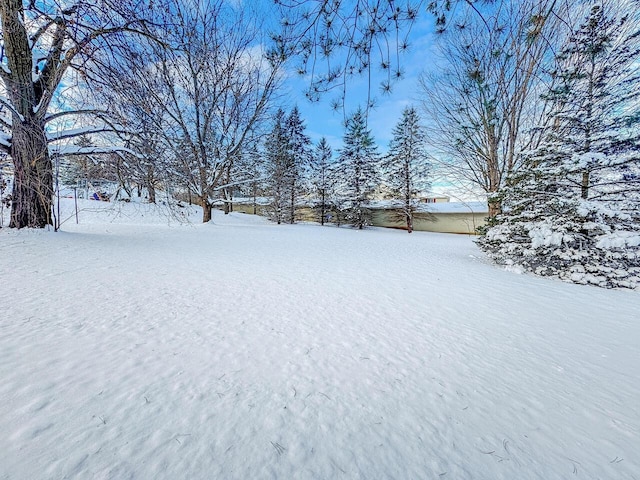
top-left (47, 125), bottom-right (130, 143)
top-left (44, 108), bottom-right (110, 124)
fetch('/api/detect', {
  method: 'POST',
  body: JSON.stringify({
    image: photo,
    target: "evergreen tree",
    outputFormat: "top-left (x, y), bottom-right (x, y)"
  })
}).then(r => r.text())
top-left (480, 4), bottom-right (640, 289)
top-left (284, 107), bottom-right (311, 224)
top-left (265, 109), bottom-right (290, 224)
top-left (309, 137), bottom-right (334, 225)
top-left (335, 108), bottom-right (379, 229)
top-left (235, 141), bottom-right (265, 215)
top-left (382, 107), bottom-right (430, 233)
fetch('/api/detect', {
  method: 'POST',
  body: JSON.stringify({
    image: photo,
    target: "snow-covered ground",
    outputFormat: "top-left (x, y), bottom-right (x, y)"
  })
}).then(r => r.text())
top-left (1, 199), bottom-right (639, 479)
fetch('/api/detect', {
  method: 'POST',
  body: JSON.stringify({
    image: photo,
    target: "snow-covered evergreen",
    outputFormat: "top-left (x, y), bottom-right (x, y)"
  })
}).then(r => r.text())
top-left (335, 108), bottom-right (379, 229)
top-left (308, 137), bottom-right (334, 225)
top-left (265, 109), bottom-right (290, 224)
top-left (382, 106), bottom-right (431, 233)
top-left (284, 107), bottom-right (312, 224)
top-left (264, 107), bottom-right (311, 224)
top-left (479, 4), bottom-right (640, 289)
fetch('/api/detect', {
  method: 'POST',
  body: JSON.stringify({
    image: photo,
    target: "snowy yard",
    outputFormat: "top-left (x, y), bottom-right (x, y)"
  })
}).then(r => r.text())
top-left (1, 200), bottom-right (639, 479)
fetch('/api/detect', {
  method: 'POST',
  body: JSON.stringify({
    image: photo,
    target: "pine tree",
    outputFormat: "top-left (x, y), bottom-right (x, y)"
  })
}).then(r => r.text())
top-left (284, 107), bottom-right (311, 224)
top-left (335, 108), bottom-right (379, 229)
top-left (480, 4), bottom-right (640, 289)
top-left (383, 107), bottom-right (430, 233)
top-left (235, 141), bottom-right (265, 215)
top-left (309, 137), bottom-right (334, 225)
top-left (265, 109), bottom-right (290, 224)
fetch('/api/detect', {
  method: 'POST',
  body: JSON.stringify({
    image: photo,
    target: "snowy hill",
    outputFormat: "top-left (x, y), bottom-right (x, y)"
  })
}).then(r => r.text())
top-left (0, 199), bottom-right (639, 479)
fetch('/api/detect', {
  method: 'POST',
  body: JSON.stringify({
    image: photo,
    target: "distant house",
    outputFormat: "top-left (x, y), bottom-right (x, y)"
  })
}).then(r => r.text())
top-left (418, 195), bottom-right (450, 204)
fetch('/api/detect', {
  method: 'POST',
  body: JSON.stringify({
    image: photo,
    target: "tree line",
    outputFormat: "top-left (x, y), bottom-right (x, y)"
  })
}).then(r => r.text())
top-left (49, 102), bottom-right (431, 232)
top-left (248, 104), bottom-right (430, 232)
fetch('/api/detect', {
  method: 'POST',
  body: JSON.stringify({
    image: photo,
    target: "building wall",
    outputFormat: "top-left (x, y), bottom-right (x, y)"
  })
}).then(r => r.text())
top-left (223, 203), bottom-right (487, 234)
top-left (228, 203), bottom-right (268, 216)
top-left (414, 212), bottom-right (485, 234)
top-left (371, 209), bottom-right (485, 234)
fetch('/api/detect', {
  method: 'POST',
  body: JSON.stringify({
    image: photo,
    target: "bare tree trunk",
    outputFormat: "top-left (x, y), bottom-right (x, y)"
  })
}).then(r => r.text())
top-left (274, 183), bottom-right (282, 224)
top-left (10, 120), bottom-right (53, 228)
top-left (2, 0), bottom-right (53, 228)
top-left (202, 198), bottom-right (212, 222)
top-left (582, 61), bottom-right (594, 200)
top-left (223, 163), bottom-right (232, 214)
top-left (223, 190), bottom-right (230, 214)
top-left (115, 159), bottom-right (132, 198)
top-left (1, 173), bottom-right (6, 228)
top-left (148, 184), bottom-right (156, 204)
top-left (405, 203), bottom-right (413, 233)
top-left (487, 146), bottom-right (502, 218)
top-left (488, 201), bottom-right (502, 218)
top-left (252, 182), bottom-right (257, 215)
top-left (404, 160), bottom-right (412, 233)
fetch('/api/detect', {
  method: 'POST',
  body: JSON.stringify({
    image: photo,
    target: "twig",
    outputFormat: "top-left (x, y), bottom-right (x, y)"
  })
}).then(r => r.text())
top-left (271, 441), bottom-right (286, 456)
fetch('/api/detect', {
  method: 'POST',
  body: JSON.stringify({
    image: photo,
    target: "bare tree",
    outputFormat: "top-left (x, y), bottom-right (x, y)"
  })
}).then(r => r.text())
top-left (96, 66), bottom-right (172, 204)
top-left (0, 0), bottom-right (153, 228)
top-left (420, 0), bottom-right (565, 217)
top-left (110, 0), bottom-right (284, 223)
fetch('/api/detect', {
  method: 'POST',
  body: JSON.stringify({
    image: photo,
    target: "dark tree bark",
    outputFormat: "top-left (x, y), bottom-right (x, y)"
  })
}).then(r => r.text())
top-left (1, 0), bottom-right (53, 227)
top-left (202, 198), bottom-right (213, 223)
top-left (147, 182), bottom-right (156, 204)
top-left (9, 119), bottom-right (53, 227)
